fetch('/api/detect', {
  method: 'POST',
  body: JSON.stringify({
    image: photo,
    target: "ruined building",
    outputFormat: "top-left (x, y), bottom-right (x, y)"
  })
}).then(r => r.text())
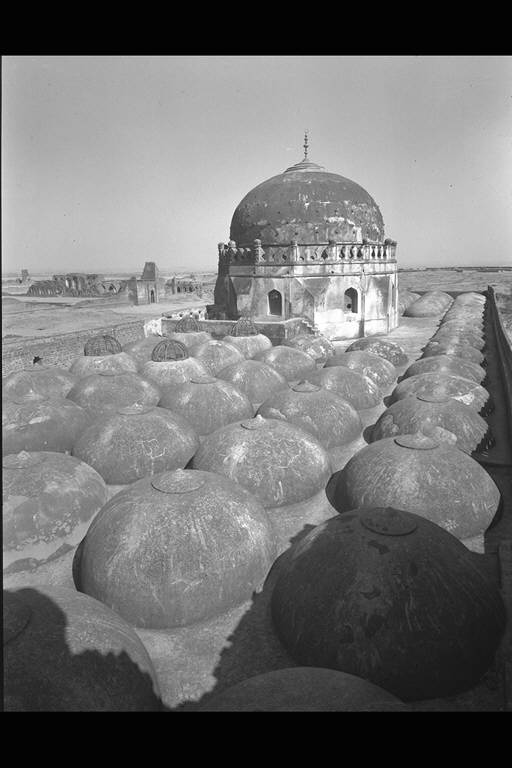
top-left (210, 135), bottom-right (399, 340)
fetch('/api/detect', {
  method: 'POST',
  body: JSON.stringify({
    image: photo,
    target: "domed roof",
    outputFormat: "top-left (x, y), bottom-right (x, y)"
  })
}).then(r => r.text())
top-left (230, 139), bottom-right (385, 245)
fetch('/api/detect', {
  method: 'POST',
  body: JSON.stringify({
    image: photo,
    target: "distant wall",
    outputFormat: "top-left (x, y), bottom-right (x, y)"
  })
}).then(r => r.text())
top-left (2, 320), bottom-right (146, 376)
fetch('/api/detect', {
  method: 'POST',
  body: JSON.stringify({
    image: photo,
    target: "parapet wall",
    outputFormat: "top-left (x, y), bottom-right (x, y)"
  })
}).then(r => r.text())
top-left (161, 317), bottom-right (307, 345)
top-left (2, 320), bottom-right (146, 376)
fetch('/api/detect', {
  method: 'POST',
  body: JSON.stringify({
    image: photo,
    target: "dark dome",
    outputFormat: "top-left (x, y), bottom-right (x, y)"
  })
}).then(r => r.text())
top-left (230, 157), bottom-right (385, 245)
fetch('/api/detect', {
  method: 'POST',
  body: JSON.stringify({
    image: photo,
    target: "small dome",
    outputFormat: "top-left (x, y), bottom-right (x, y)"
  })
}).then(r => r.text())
top-left (453, 292), bottom-right (486, 306)
top-left (269, 509), bottom-right (505, 701)
top-left (192, 415), bottom-right (331, 509)
top-left (389, 373), bottom-right (491, 414)
top-left (345, 338), bottom-right (408, 367)
top-left (74, 469), bottom-right (275, 629)
top-left (159, 376), bottom-right (254, 436)
top-left (142, 357), bottom-right (209, 387)
top-left (69, 352), bottom-right (137, 378)
top-left (151, 339), bottom-right (188, 361)
top-left (444, 304), bottom-right (484, 320)
top-left (403, 354), bottom-right (485, 385)
top-left (175, 315), bottom-right (200, 332)
top-left (222, 332), bottom-right (272, 359)
top-left (332, 434), bottom-right (500, 540)
top-left (398, 291), bottom-right (420, 315)
top-left (422, 340), bottom-right (485, 366)
top-left (122, 337), bottom-right (164, 371)
top-left (404, 291), bottom-right (453, 318)
top-left (190, 340), bottom-right (245, 376)
top-left (324, 351), bottom-right (396, 389)
top-left (72, 405), bottom-right (199, 485)
top-left (83, 334), bottom-right (122, 357)
top-left (254, 345), bottom-right (317, 381)
top-left (257, 381), bottom-right (362, 449)
top-left (3, 451), bottom-right (107, 573)
top-left (3, 397), bottom-right (90, 455)
top-left (370, 394), bottom-right (490, 453)
top-left (305, 366), bottom-right (381, 410)
top-left (437, 319), bottom-right (485, 338)
top-left (198, 668), bottom-right (408, 711)
top-left (284, 334), bottom-right (335, 365)
top-left (4, 586), bottom-right (161, 711)
top-left (216, 359), bottom-right (288, 405)
top-left (229, 317), bottom-right (259, 336)
top-left (2, 366), bottom-right (77, 402)
top-left (66, 372), bottom-right (161, 420)
top-left (432, 328), bottom-right (485, 350)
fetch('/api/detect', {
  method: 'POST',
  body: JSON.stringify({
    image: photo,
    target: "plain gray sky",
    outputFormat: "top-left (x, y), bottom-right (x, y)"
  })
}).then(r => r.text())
top-left (2, 55), bottom-right (512, 274)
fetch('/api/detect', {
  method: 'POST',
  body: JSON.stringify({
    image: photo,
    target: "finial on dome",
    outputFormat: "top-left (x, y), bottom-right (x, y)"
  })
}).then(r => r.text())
top-left (303, 130), bottom-right (309, 160)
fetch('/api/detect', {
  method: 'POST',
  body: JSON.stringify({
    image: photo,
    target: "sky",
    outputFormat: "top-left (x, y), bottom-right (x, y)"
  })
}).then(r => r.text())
top-left (2, 55), bottom-right (512, 275)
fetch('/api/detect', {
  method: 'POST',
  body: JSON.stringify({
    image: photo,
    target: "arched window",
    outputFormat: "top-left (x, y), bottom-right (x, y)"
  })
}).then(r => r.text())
top-left (268, 289), bottom-right (282, 316)
top-left (344, 288), bottom-right (358, 313)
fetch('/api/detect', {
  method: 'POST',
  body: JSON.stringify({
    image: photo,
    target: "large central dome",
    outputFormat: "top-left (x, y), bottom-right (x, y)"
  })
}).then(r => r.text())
top-left (230, 152), bottom-right (385, 246)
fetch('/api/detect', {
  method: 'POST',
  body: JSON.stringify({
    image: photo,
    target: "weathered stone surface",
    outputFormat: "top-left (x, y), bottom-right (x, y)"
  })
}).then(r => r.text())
top-left (305, 366), bottom-right (381, 410)
top-left (192, 415), bottom-right (331, 508)
top-left (230, 167), bottom-right (385, 245)
top-left (190, 340), bottom-right (245, 375)
top-left (69, 352), bottom-right (138, 378)
top-left (284, 334), bottom-right (335, 365)
top-left (72, 405), bottom-right (199, 485)
top-left (442, 308), bottom-right (484, 326)
top-left (159, 376), bottom-right (254, 436)
top-left (345, 337), bottom-right (408, 367)
top-left (432, 328), bottom-right (485, 350)
top-left (371, 394), bottom-right (490, 453)
top-left (403, 354), bottom-right (485, 384)
top-left (422, 340), bottom-right (485, 366)
top-left (404, 291), bottom-right (453, 317)
top-left (169, 331), bottom-right (213, 349)
top-left (4, 586), bottom-right (161, 711)
top-left (74, 469), bottom-right (276, 629)
top-left (197, 667), bottom-right (408, 711)
top-left (389, 373), bottom-right (490, 413)
top-left (222, 333), bottom-right (272, 359)
top-left (270, 508), bottom-right (506, 701)
top-left (2, 397), bottom-right (90, 455)
top-left (332, 434), bottom-right (500, 540)
top-left (438, 319), bottom-right (485, 336)
top-left (3, 451), bottom-right (107, 573)
top-left (122, 337), bottom-right (164, 371)
top-left (254, 345), bottom-right (317, 381)
top-left (142, 357), bottom-right (209, 387)
top-left (2, 366), bottom-right (77, 402)
top-left (324, 351), bottom-right (396, 388)
top-left (257, 381), bottom-right (362, 449)
top-left (216, 359), bottom-right (288, 406)
top-left (66, 371), bottom-right (161, 420)
top-left (453, 292), bottom-right (486, 306)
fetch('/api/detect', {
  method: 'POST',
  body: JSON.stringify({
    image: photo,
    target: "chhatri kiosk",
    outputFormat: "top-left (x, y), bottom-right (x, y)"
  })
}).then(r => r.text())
top-left (211, 135), bottom-right (399, 340)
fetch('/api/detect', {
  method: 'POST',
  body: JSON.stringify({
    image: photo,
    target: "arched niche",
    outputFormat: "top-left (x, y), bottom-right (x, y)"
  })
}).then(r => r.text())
top-left (268, 289), bottom-right (283, 316)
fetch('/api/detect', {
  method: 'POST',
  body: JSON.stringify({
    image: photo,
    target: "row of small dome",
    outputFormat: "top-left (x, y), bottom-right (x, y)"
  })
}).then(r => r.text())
top-left (3, 324), bottom-right (411, 466)
top-left (4, 294), bottom-right (505, 709)
top-left (367, 293), bottom-right (491, 455)
top-left (5, 490), bottom-right (505, 709)
top-left (400, 288), bottom-right (486, 320)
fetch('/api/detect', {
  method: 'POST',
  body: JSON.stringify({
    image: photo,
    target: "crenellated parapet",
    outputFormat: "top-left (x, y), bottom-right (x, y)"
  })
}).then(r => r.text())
top-left (218, 238), bottom-right (397, 268)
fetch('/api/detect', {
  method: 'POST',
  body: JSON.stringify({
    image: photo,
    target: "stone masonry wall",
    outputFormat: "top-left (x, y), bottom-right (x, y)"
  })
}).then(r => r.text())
top-left (2, 320), bottom-right (146, 376)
